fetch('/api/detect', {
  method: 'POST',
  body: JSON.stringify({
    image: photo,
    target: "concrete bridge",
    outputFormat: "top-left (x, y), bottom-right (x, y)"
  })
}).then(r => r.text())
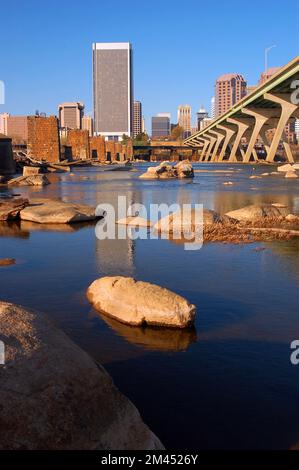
top-left (184, 55), bottom-right (299, 163)
top-left (134, 141), bottom-right (199, 161)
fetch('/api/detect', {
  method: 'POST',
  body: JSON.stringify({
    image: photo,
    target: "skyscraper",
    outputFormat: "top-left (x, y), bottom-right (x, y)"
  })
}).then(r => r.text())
top-left (151, 113), bottom-right (171, 138)
top-left (92, 42), bottom-right (133, 140)
top-left (196, 106), bottom-right (208, 131)
top-left (210, 97), bottom-right (215, 119)
top-left (82, 116), bottom-right (93, 136)
top-left (58, 102), bottom-right (84, 129)
top-left (133, 100), bottom-right (142, 138)
top-left (177, 105), bottom-right (191, 137)
top-left (0, 113), bottom-right (10, 135)
top-left (215, 73), bottom-right (247, 117)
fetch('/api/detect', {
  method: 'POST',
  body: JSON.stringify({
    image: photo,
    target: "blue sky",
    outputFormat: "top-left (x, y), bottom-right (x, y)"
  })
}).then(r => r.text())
top-left (0, 0), bottom-right (298, 131)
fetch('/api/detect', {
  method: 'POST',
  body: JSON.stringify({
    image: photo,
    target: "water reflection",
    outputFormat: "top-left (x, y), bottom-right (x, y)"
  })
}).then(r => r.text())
top-left (90, 308), bottom-right (197, 352)
top-left (0, 221), bottom-right (29, 239)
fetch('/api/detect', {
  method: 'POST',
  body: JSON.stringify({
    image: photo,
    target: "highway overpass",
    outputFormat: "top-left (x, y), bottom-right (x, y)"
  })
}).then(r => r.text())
top-left (184, 55), bottom-right (299, 163)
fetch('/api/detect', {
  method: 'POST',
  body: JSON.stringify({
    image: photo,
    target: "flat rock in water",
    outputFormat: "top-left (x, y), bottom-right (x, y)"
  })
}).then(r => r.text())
top-left (0, 301), bottom-right (164, 450)
top-left (0, 198), bottom-right (29, 221)
top-left (154, 208), bottom-right (234, 233)
top-left (8, 175), bottom-right (50, 186)
top-left (285, 171), bottom-right (298, 179)
top-left (226, 203), bottom-right (289, 221)
top-left (20, 199), bottom-right (97, 224)
top-left (277, 164), bottom-right (294, 173)
top-left (116, 216), bottom-right (153, 227)
top-left (87, 276), bottom-right (196, 328)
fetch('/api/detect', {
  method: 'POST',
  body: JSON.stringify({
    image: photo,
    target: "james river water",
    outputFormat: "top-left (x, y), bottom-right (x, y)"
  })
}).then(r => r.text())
top-left (1, 162), bottom-right (299, 449)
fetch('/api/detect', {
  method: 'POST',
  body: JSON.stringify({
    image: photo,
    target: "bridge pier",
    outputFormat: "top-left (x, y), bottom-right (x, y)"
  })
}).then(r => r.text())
top-left (263, 93), bottom-right (298, 162)
top-left (241, 108), bottom-right (273, 162)
top-left (197, 137), bottom-right (210, 161)
top-left (208, 130), bottom-right (226, 162)
top-left (226, 117), bottom-right (250, 162)
top-left (204, 133), bottom-right (217, 161)
top-left (215, 125), bottom-right (236, 161)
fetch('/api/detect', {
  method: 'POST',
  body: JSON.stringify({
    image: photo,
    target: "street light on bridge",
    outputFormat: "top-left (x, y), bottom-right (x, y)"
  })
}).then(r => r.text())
top-left (265, 45), bottom-right (277, 72)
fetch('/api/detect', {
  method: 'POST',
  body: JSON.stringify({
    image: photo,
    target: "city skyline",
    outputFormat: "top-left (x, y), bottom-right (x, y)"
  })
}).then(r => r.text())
top-left (0, 0), bottom-right (298, 132)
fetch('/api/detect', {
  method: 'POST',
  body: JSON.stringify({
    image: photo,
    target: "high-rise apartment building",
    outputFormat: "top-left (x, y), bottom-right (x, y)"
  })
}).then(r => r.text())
top-left (151, 113), bottom-right (171, 138)
top-left (259, 67), bottom-right (281, 85)
top-left (0, 113), bottom-right (10, 135)
top-left (93, 42), bottom-right (133, 140)
top-left (177, 105), bottom-right (191, 137)
top-left (215, 73), bottom-right (247, 117)
top-left (58, 102), bottom-right (84, 129)
top-left (82, 116), bottom-right (93, 136)
top-left (133, 100), bottom-right (142, 138)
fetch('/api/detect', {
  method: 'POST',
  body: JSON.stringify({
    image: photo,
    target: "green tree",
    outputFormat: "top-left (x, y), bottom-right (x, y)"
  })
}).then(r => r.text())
top-left (133, 132), bottom-right (150, 146)
top-left (171, 125), bottom-right (184, 141)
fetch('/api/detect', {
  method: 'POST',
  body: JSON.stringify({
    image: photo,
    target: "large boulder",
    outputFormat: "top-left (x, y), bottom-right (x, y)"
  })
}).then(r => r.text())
top-left (0, 301), bottom-right (164, 450)
top-left (0, 197), bottom-right (29, 221)
top-left (154, 208), bottom-right (234, 234)
top-left (139, 161), bottom-right (181, 180)
top-left (87, 276), bottom-right (196, 328)
top-left (20, 199), bottom-right (97, 224)
top-left (174, 160), bottom-right (194, 179)
top-left (225, 203), bottom-right (289, 221)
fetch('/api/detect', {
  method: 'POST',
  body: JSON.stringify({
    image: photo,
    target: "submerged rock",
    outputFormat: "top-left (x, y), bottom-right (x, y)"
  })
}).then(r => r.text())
top-left (0, 258), bottom-right (15, 266)
top-left (20, 199), bottom-right (97, 224)
top-left (87, 276), bottom-right (196, 328)
top-left (225, 203), bottom-right (289, 221)
top-left (0, 301), bottom-right (164, 450)
top-left (0, 198), bottom-right (29, 221)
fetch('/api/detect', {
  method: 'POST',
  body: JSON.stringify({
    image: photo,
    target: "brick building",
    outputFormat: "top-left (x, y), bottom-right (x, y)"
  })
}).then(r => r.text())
top-left (27, 116), bottom-right (60, 162)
